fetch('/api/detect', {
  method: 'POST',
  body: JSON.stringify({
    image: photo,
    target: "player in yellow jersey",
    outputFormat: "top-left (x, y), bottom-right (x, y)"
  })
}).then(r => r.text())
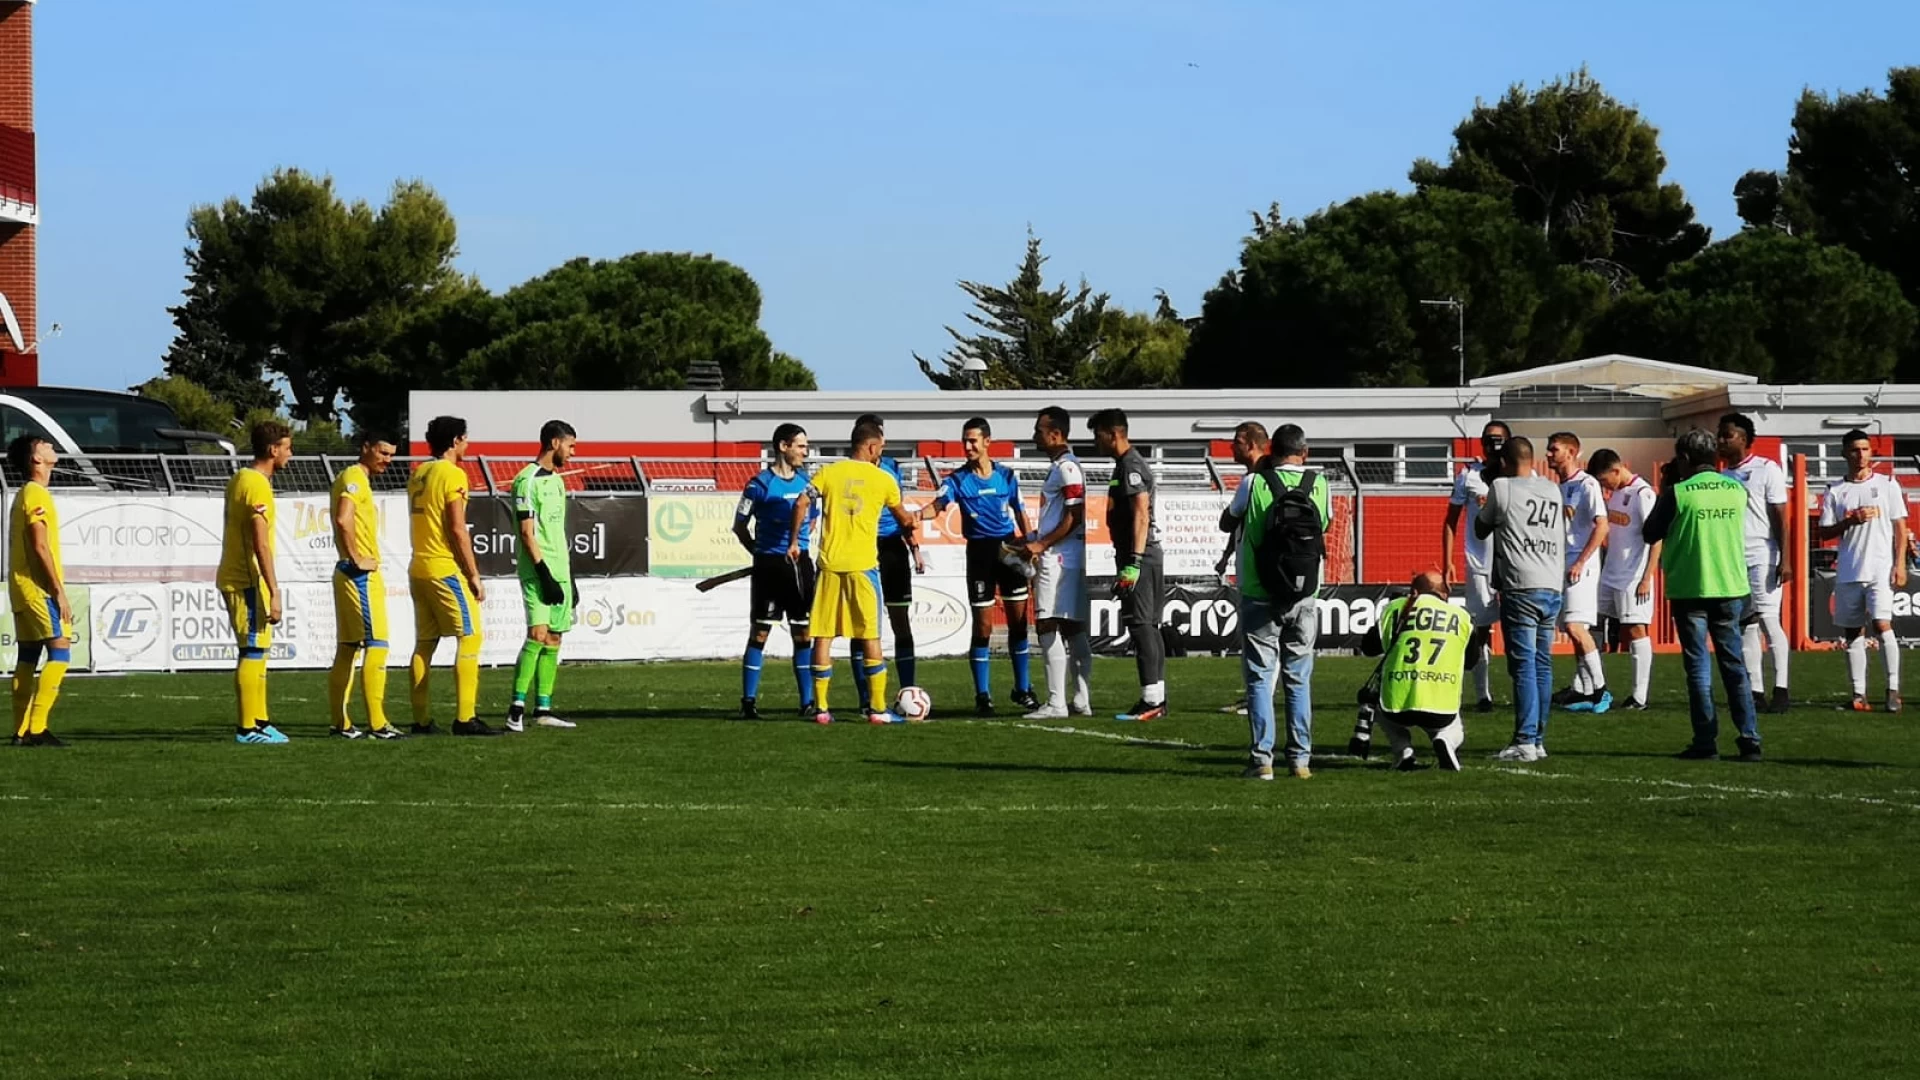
top-left (221, 421), bottom-right (293, 744)
top-left (327, 431), bottom-right (402, 739)
top-left (789, 421), bottom-right (917, 725)
top-left (408, 415), bottom-right (496, 736)
top-left (8, 435), bottom-right (73, 747)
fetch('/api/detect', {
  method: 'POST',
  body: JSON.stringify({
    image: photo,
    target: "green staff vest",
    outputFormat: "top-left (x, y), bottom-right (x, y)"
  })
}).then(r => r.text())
top-left (1378, 594), bottom-right (1471, 715)
top-left (1660, 472), bottom-right (1750, 600)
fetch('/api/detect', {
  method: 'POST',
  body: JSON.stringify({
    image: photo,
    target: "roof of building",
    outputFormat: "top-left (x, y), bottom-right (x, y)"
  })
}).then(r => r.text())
top-left (1470, 354), bottom-right (1758, 396)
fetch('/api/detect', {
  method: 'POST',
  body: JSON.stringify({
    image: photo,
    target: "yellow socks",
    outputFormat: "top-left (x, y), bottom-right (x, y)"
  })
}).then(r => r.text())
top-left (362, 646), bottom-right (391, 730)
top-left (410, 645), bottom-right (434, 726)
top-left (327, 644), bottom-right (390, 730)
top-left (863, 660), bottom-right (888, 717)
top-left (12, 657), bottom-right (37, 739)
top-left (327, 644), bottom-right (357, 729)
top-left (454, 634), bottom-right (482, 722)
top-left (235, 651), bottom-right (269, 729)
top-left (29, 650), bottom-right (68, 735)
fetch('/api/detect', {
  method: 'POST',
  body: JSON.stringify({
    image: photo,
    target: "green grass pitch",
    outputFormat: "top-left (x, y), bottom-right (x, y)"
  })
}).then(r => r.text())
top-left (3, 651), bottom-right (1917, 1079)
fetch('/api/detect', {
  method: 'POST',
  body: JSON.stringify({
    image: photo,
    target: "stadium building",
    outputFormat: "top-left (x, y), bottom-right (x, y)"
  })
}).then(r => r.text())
top-left (0, 0), bottom-right (36, 386)
top-left (414, 354), bottom-right (1920, 586)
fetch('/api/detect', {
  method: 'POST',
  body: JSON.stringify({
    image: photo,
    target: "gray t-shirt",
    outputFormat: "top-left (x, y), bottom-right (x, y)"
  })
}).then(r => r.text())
top-left (1478, 475), bottom-right (1565, 593)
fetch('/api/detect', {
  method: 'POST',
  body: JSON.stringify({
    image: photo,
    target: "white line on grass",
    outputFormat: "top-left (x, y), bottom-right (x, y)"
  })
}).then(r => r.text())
top-left (1006, 722), bottom-right (1920, 812)
top-left (1005, 722), bottom-right (1211, 751)
top-left (1485, 765), bottom-right (1920, 812)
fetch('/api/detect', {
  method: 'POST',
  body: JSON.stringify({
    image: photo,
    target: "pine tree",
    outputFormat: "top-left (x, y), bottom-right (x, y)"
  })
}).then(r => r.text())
top-left (915, 230), bottom-right (1110, 389)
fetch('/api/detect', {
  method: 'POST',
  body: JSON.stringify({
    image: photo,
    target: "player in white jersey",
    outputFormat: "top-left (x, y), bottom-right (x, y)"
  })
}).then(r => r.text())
top-left (1817, 430), bottom-right (1908, 712)
top-left (1442, 420), bottom-right (1509, 711)
top-left (1717, 413), bottom-right (1792, 713)
top-left (1022, 406), bottom-right (1093, 719)
top-left (1547, 432), bottom-right (1611, 712)
top-left (1591, 450), bottom-right (1660, 710)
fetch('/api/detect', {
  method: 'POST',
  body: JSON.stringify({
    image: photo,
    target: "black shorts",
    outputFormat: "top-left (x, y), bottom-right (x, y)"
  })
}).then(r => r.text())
top-left (966, 537), bottom-right (1031, 608)
top-left (878, 534), bottom-right (914, 608)
top-left (750, 554), bottom-right (815, 626)
top-left (1117, 548), bottom-right (1166, 628)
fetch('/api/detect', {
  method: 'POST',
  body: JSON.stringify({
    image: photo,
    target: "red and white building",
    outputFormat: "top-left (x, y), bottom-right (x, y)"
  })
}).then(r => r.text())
top-left (0, 0), bottom-right (38, 387)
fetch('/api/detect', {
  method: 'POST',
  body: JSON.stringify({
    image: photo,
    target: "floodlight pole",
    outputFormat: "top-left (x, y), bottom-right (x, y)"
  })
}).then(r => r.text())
top-left (1420, 298), bottom-right (1465, 386)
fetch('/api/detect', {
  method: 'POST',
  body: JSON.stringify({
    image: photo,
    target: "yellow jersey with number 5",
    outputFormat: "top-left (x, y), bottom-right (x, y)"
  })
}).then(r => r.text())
top-left (409, 459), bottom-right (469, 580)
top-left (807, 459), bottom-right (901, 573)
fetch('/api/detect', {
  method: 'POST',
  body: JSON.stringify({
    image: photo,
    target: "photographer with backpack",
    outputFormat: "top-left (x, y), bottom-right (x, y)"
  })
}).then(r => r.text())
top-left (1223, 423), bottom-right (1330, 780)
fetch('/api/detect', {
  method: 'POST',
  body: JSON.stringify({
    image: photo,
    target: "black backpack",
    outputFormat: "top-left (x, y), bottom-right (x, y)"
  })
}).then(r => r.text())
top-left (1254, 467), bottom-right (1325, 603)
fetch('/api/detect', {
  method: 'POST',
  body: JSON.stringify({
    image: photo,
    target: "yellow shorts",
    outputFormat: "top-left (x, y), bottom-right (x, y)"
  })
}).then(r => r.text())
top-left (221, 584), bottom-right (273, 652)
top-left (11, 594), bottom-right (68, 643)
top-left (411, 574), bottom-right (481, 642)
top-left (809, 567), bottom-right (882, 640)
top-left (335, 566), bottom-right (390, 647)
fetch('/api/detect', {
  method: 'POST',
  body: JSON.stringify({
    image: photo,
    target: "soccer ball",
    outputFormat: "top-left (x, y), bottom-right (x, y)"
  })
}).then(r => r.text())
top-left (894, 686), bottom-right (932, 722)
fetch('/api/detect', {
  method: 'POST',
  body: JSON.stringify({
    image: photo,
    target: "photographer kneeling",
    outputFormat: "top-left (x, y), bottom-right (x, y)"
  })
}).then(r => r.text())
top-left (1359, 570), bottom-right (1468, 771)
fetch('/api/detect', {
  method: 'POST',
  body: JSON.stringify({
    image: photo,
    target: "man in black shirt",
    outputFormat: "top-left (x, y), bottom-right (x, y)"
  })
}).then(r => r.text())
top-left (1090, 409), bottom-right (1167, 720)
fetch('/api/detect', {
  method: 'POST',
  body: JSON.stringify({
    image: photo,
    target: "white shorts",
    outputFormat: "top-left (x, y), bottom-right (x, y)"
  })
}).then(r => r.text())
top-left (1833, 580), bottom-right (1893, 628)
top-left (1599, 585), bottom-right (1654, 626)
top-left (1560, 561), bottom-right (1599, 627)
top-left (1032, 552), bottom-right (1090, 624)
top-left (1745, 550), bottom-right (1782, 618)
top-left (1463, 573), bottom-right (1498, 630)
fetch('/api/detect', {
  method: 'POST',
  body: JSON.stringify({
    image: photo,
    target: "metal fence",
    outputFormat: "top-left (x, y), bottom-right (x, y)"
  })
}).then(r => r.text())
top-left (0, 454), bottom-right (651, 497)
top-left (0, 451), bottom-right (1492, 586)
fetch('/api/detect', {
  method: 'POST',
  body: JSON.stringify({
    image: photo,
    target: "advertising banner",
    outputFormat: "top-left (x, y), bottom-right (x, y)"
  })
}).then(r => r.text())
top-left (1807, 569), bottom-right (1920, 643)
top-left (648, 494), bottom-right (752, 579)
top-left (912, 490), bottom-right (1228, 580)
top-left (1085, 578), bottom-right (1416, 656)
top-left (88, 583), bottom-right (169, 671)
top-left (1, 585), bottom-right (94, 670)
top-left (57, 496), bottom-right (225, 581)
top-left (463, 496), bottom-right (650, 578)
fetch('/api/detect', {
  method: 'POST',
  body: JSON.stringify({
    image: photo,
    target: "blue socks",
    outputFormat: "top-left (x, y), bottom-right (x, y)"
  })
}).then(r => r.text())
top-left (742, 643), bottom-right (765, 700)
top-left (792, 650), bottom-right (813, 707)
top-left (970, 644), bottom-right (991, 695)
top-left (1010, 635), bottom-right (1031, 694)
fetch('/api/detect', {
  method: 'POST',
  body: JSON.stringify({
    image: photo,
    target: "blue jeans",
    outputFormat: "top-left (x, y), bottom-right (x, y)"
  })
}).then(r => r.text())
top-left (1241, 594), bottom-right (1318, 768)
top-left (1500, 589), bottom-right (1562, 746)
top-left (1672, 597), bottom-right (1759, 748)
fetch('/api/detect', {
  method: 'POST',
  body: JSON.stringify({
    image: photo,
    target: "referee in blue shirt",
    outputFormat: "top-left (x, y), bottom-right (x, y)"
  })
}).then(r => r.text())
top-left (924, 417), bottom-right (1038, 715)
top-left (732, 423), bottom-right (817, 719)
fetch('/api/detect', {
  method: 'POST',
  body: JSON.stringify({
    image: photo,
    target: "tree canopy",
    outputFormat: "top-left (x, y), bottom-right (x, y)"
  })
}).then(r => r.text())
top-left (1737, 66), bottom-right (1920, 373)
top-left (451, 253), bottom-right (816, 395)
top-left (1183, 190), bottom-right (1603, 388)
top-left (1411, 69), bottom-right (1709, 288)
top-left (164, 169), bottom-right (463, 426)
top-left (162, 171), bottom-right (816, 433)
top-left (1589, 231), bottom-right (1916, 383)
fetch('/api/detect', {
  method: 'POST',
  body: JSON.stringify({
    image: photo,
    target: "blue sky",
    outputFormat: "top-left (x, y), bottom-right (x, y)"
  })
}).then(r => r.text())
top-left (33, 0), bottom-right (1920, 393)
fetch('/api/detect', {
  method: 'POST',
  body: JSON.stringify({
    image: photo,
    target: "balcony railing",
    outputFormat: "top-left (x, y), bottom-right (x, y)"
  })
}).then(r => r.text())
top-left (0, 123), bottom-right (35, 209)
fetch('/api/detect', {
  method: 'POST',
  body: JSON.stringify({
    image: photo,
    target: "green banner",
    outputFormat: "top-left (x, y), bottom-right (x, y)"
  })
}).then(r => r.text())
top-left (647, 495), bottom-right (752, 579)
top-left (1, 585), bottom-right (94, 670)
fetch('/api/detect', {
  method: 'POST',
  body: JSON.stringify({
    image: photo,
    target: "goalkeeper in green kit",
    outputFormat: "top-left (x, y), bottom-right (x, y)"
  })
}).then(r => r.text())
top-left (506, 420), bottom-right (579, 733)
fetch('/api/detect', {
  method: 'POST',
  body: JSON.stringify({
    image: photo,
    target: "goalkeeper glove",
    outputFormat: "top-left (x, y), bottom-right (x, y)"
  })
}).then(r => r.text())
top-left (1115, 564), bottom-right (1141, 592)
top-left (534, 561), bottom-right (567, 605)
